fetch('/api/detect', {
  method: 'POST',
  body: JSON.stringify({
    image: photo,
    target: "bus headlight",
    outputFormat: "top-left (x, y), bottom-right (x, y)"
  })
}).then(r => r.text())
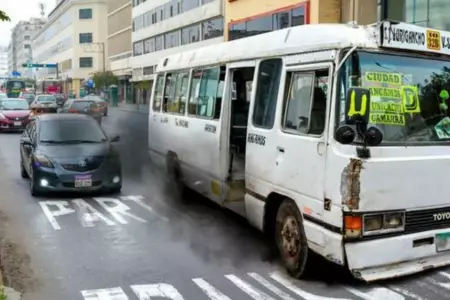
top-left (344, 211), bottom-right (405, 239)
top-left (362, 211), bottom-right (405, 236)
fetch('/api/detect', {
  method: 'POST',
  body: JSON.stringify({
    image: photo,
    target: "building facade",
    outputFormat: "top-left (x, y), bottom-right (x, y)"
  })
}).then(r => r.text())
top-left (32, 0), bottom-right (108, 97)
top-left (7, 18), bottom-right (46, 76)
top-left (0, 47), bottom-right (8, 83)
top-left (380, 0), bottom-right (450, 30)
top-left (107, 0), bottom-right (132, 102)
top-left (131, 0), bottom-right (224, 106)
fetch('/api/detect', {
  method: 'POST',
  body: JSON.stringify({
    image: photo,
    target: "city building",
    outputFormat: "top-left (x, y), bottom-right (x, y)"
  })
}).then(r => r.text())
top-left (131, 0), bottom-right (224, 106)
top-left (107, 0), bottom-right (132, 102)
top-left (0, 46), bottom-right (8, 84)
top-left (379, 0), bottom-right (450, 30)
top-left (7, 18), bottom-right (46, 76)
top-left (31, 0), bottom-right (108, 97)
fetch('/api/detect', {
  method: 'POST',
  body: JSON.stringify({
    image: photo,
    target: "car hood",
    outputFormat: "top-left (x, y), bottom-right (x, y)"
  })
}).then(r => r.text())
top-left (37, 142), bottom-right (110, 159)
top-left (1, 110), bottom-right (30, 118)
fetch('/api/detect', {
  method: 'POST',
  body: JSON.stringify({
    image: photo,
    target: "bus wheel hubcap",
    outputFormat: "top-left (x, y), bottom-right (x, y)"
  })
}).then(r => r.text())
top-left (281, 216), bottom-right (300, 257)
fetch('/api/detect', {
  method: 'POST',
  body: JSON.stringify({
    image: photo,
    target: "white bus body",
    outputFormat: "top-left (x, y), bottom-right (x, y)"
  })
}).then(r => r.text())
top-left (149, 20), bottom-right (450, 281)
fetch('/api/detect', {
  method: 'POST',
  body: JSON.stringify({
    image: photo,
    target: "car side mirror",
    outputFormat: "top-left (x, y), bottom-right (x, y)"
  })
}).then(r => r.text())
top-left (20, 137), bottom-right (32, 145)
top-left (110, 135), bottom-right (120, 142)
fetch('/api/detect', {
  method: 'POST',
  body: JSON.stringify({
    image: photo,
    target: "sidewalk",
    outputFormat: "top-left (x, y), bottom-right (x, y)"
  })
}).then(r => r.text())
top-left (117, 102), bottom-right (149, 114)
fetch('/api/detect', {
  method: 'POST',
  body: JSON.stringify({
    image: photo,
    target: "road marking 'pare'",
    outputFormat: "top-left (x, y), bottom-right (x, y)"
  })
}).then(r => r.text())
top-left (39, 196), bottom-right (158, 230)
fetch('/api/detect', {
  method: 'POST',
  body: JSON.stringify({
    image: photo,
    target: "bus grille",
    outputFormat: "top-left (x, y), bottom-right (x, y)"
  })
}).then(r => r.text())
top-left (405, 207), bottom-right (450, 233)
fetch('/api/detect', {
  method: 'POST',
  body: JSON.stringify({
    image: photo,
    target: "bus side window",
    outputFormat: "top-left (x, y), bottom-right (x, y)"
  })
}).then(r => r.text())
top-left (188, 69), bottom-right (202, 115)
top-left (198, 67), bottom-right (221, 119)
top-left (173, 71), bottom-right (189, 114)
top-left (282, 69), bottom-right (328, 135)
top-left (253, 58), bottom-right (283, 129)
top-left (152, 75), bottom-right (165, 112)
top-left (162, 73), bottom-right (176, 112)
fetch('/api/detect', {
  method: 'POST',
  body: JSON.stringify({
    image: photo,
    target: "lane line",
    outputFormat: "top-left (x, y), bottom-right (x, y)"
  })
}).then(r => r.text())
top-left (192, 278), bottom-right (232, 300)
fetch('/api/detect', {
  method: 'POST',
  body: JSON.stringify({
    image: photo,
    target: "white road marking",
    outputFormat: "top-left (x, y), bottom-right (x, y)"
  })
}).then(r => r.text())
top-left (192, 278), bottom-right (232, 300)
top-left (225, 274), bottom-right (276, 300)
top-left (121, 195), bottom-right (169, 221)
top-left (270, 271), bottom-right (351, 300)
top-left (39, 200), bottom-right (75, 230)
top-left (94, 197), bottom-right (147, 224)
top-left (130, 283), bottom-right (185, 300)
top-left (344, 286), bottom-right (405, 300)
top-left (81, 287), bottom-right (129, 299)
top-left (248, 273), bottom-right (296, 300)
top-left (388, 285), bottom-right (428, 300)
top-left (437, 271), bottom-right (450, 290)
top-left (73, 199), bottom-right (115, 227)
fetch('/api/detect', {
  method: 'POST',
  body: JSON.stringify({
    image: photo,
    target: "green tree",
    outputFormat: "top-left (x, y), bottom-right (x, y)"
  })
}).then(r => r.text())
top-left (92, 71), bottom-right (118, 89)
top-left (0, 10), bottom-right (10, 22)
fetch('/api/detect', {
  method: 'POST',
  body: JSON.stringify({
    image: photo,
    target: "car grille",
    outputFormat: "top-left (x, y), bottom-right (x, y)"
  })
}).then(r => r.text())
top-left (61, 156), bottom-right (104, 172)
top-left (405, 207), bottom-right (450, 234)
top-left (6, 116), bottom-right (28, 121)
top-left (62, 181), bottom-right (102, 188)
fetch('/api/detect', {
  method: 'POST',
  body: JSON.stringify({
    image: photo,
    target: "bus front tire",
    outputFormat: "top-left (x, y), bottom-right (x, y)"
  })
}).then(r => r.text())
top-left (275, 199), bottom-right (309, 278)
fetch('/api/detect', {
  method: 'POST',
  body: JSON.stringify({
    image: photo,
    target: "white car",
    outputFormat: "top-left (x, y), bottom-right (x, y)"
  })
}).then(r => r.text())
top-left (30, 94), bottom-right (58, 115)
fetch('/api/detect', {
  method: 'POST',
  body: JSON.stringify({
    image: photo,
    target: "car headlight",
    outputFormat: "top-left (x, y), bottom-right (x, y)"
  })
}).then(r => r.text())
top-left (344, 211), bottom-right (405, 239)
top-left (33, 155), bottom-right (54, 168)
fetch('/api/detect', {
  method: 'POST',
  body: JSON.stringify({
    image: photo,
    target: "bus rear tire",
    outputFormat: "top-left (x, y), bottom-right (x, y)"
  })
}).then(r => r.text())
top-left (275, 198), bottom-right (308, 278)
top-left (166, 154), bottom-right (188, 202)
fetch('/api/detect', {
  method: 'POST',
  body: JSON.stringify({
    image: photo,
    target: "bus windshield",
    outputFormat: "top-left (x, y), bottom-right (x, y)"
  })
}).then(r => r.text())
top-left (339, 51), bottom-right (450, 144)
top-left (6, 80), bottom-right (25, 98)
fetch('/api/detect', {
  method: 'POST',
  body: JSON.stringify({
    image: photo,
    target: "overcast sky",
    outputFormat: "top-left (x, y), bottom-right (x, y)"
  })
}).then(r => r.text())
top-left (0, 0), bottom-right (55, 47)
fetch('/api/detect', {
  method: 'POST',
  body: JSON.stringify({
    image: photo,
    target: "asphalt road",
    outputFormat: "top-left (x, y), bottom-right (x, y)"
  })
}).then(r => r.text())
top-left (0, 108), bottom-right (449, 299)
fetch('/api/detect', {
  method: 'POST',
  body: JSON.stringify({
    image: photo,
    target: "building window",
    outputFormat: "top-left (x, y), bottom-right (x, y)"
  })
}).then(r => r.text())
top-left (202, 17), bottom-right (224, 40)
top-left (24, 44), bottom-right (30, 49)
top-left (228, 3), bottom-right (307, 41)
top-left (79, 8), bottom-right (92, 19)
top-left (79, 57), bottom-right (93, 68)
top-left (79, 33), bottom-right (93, 43)
top-left (24, 35), bottom-right (30, 40)
top-left (133, 41), bottom-right (143, 56)
top-left (165, 31), bottom-right (180, 49)
top-left (181, 24), bottom-right (200, 45)
top-left (155, 35), bottom-right (163, 51)
top-left (144, 38), bottom-right (155, 53)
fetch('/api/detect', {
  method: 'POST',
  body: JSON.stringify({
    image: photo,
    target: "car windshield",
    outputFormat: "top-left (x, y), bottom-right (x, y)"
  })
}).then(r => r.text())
top-left (39, 119), bottom-right (107, 143)
top-left (0, 94), bottom-right (6, 100)
top-left (37, 96), bottom-right (56, 102)
top-left (1, 100), bottom-right (29, 110)
top-left (339, 51), bottom-right (450, 144)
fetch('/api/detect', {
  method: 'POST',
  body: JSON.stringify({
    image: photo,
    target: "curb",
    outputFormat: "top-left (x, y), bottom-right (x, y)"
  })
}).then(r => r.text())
top-left (114, 107), bottom-right (149, 115)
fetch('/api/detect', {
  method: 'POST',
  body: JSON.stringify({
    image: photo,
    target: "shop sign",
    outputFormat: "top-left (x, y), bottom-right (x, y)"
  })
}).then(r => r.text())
top-left (380, 21), bottom-right (450, 55)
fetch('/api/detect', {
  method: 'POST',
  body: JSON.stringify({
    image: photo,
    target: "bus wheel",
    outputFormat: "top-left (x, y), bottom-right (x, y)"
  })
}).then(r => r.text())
top-left (275, 199), bottom-right (308, 278)
top-left (166, 154), bottom-right (187, 202)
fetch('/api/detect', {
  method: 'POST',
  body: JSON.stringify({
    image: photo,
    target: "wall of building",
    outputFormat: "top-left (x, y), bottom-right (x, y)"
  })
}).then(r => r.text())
top-left (107, 0), bottom-right (132, 77)
top-left (131, 0), bottom-right (224, 82)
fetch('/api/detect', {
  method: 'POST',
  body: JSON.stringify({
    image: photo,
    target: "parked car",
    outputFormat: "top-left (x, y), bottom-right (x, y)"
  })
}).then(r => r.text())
top-left (83, 95), bottom-right (108, 116)
top-left (19, 113), bottom-right (121, 196)
top-left (59, 99), bottom-right (102, 124)
top-left (0, 98), bottom-right (31, 131)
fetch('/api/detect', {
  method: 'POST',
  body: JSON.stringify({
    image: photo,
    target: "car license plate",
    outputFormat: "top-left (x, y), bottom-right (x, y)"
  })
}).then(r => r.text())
top-left (74, 175), bottom-right (92, 188)
top-left (436, 232), bottom-right (450, 252)
top-left (13, 121), bottom-right (21, 126)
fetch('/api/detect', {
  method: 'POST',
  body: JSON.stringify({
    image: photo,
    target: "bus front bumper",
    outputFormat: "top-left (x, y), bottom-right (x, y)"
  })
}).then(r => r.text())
top-left (346, 228), bottom-right (450, 282)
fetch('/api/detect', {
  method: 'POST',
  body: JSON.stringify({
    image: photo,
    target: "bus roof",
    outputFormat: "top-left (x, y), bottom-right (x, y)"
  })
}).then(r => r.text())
top-left (155, 23), bottom-right (379, 73)
top-left (155, 21), bottom-right (450, 73)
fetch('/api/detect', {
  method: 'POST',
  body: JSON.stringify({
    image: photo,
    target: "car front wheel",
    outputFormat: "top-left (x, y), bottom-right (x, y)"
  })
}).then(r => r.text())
top-left (29, 164), bottom-right (41, 197)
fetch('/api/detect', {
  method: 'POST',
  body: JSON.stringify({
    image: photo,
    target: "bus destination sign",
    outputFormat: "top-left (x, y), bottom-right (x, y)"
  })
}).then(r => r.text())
top-left (379, 21), bottom-right (450, 55)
